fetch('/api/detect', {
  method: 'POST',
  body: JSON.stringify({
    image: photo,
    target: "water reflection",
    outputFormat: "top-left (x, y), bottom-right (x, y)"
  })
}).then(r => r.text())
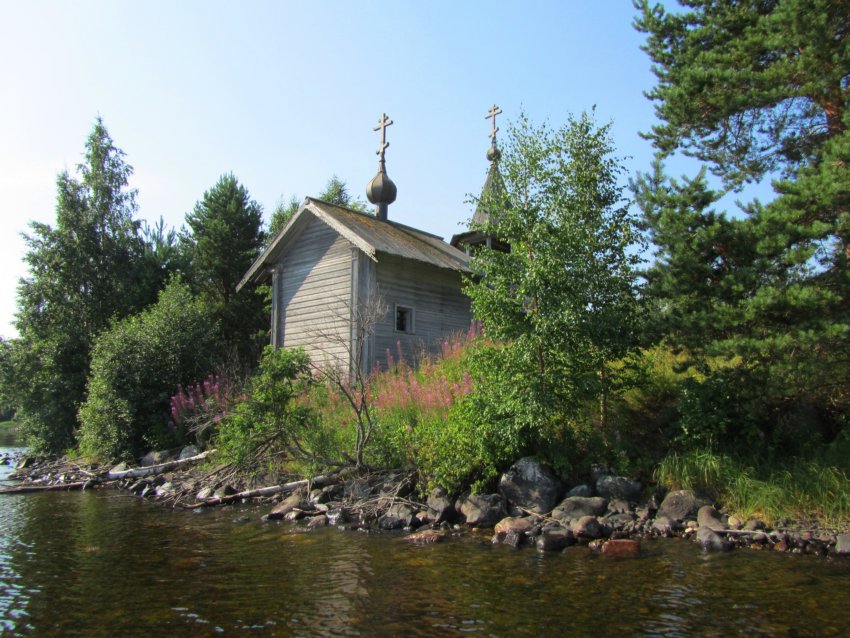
top-left (1, 445), bottom-right (849, 637)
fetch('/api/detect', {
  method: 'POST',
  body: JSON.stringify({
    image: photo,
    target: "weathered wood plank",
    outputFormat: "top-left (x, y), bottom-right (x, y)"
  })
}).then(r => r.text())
top-left (373, 252), bottom-right (471, 368)
top-left (276, 216), bottom-right (354, 369)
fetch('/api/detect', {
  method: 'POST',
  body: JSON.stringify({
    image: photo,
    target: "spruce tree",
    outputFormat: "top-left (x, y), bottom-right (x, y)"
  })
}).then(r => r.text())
top-left (184, 174), bottom-right (266, 363)
top-left (10, 118), bottom-right (149, 452)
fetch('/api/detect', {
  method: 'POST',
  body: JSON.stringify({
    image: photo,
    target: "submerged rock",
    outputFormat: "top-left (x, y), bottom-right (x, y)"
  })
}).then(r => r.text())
top-left (601, 539), bottom-right (641, 558)
top-left (404, 529), bottom-right (447, 545)
top-left (536, 528), bottom-right (573, 551)
top-left (498, 457), bottom-right (562, 514)
top-left (695, 526), bottom-right (732, 552)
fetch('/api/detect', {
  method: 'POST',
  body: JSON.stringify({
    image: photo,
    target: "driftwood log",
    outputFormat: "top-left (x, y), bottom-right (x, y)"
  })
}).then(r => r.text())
top-left (0, 479), bottom-right (114, 495)
top-left (105, 450), bottom-right (216, 480)
top-left (183, 473), bottom-right (337, 509)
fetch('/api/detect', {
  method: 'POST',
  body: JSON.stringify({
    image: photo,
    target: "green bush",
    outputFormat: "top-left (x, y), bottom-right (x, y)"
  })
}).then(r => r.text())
top-left (215, 346), bottom-right (334, 476)
top-left (78, 280), bottom-right (217, 461)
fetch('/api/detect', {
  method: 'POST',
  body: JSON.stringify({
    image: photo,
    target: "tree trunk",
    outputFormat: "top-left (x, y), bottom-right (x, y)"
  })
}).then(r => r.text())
top-left (183, 473), bottom-right (336, 509)
top-left (0, 480), bottom-right (112, 495)
top-left (105, 450), bottom-right (215, 480)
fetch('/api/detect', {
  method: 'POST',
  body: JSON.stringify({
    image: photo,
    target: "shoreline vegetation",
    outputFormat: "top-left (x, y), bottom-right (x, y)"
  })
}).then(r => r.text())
top-left (3, 328), bottom-right (850, 562)
top-left (3, 448), bottom-right (849, 560)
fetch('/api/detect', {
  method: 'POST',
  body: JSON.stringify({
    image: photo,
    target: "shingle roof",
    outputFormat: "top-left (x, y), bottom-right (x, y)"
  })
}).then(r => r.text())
top-left (238, 198), bottom-right (470, 290)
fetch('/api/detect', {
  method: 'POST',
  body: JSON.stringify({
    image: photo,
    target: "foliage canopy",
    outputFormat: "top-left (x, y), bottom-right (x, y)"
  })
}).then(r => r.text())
top-left (78, 279), bottom-right (217, 461)
top-left (9, 118), bottom-right (152, 452)
top-left (184, 173), bottom-right (267, 363)
top-left (634, 0), bottom-right (850, 449)
top-left (463, 111), bottom-right (643, 464)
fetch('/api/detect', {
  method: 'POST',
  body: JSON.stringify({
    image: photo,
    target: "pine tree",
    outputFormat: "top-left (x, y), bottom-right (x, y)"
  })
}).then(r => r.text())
top-left (635, 0), bottom-right (849, 187)
top-left (634, 0), bottom-right (850, 448)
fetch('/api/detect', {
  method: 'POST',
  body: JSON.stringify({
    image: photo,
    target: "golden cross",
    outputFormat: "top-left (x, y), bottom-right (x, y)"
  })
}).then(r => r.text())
top-left (486, 104), bottom-right (502, 143)
top-left (373, 113), bottom-right (393, 161)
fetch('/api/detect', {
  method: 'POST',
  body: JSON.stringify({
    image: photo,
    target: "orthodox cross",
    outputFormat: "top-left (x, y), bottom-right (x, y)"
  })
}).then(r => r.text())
top-left (373, 113), bottom-right (393, 161)
top-left (486, 104), bottom-right (502, 144)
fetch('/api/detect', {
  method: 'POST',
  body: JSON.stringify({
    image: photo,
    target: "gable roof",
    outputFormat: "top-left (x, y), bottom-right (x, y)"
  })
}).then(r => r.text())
top-left (238, 198), bottom-right (470, 290)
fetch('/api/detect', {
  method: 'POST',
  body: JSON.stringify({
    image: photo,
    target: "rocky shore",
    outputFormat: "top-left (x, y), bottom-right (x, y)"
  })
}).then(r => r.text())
top-left (6, 450), bottom-right (850, 560)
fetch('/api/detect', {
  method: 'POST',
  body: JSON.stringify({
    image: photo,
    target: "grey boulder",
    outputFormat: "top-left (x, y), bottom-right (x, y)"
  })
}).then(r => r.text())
top-left (697, 505), bottom-right (727, 530)
top-left (571, 515), bottom-right (602, 539)
top-left (498, 457), bottom-right (562, 514)
top-left (457, 494), bottom-right (507, 527)
top-left (595, 476), bottom-right (642, 502)
top-left (658, 490), bottom-right (706, 522)
top-left (551, 496), bottom-right (608, 524)
top-left (565, 484), bottom-right (593, 498)
top-left (833, 533), bottom-right (850, 555)
top-left (426, 488), bottom-right (456, 524)
top-left (378, 503), bottom-right (416, 530)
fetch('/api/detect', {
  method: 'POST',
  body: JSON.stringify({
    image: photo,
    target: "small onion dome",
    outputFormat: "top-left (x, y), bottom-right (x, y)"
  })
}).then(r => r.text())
top-left (366, 162), bottom-right (397, 211)
top-left (486, 144), bottom-right (501, 162)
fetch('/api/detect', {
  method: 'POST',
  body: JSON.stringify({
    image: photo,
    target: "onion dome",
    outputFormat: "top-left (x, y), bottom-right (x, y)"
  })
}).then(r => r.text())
top-left (366, 113), bottom-right (397, 221)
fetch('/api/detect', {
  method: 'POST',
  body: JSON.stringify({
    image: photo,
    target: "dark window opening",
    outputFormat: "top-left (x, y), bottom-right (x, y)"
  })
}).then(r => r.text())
top-left (395, 305), bottom-right (413, 333)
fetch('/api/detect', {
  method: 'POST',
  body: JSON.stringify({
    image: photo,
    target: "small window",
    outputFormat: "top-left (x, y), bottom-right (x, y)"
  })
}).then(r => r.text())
top-left (395, 305), bottom-right (414, 334)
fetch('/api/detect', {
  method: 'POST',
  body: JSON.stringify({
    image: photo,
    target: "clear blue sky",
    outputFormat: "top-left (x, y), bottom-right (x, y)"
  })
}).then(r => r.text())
top-left (0, 0), bottom-right (743, 338)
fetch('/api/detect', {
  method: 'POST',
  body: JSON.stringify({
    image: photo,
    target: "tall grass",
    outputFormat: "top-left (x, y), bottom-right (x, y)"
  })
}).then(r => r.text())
top-left (655, 448), bottom-right (850, 526)
top-left (302, 325), bottom-right (482, 477)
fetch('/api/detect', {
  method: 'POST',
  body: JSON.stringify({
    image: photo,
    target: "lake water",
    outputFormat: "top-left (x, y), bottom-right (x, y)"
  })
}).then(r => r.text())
top-left (1, 436), bottom-right (849, 637)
